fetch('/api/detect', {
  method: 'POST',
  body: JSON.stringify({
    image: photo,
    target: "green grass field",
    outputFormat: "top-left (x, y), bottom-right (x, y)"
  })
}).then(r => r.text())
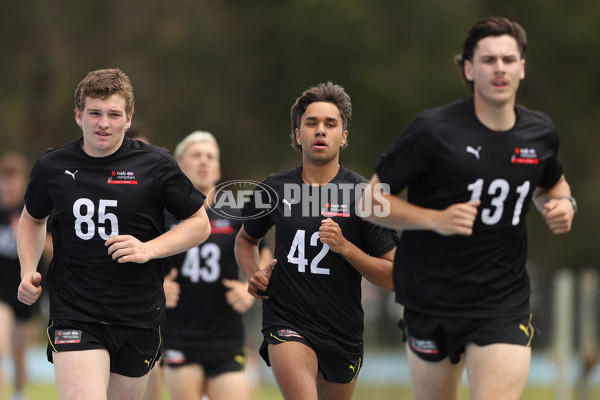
top-left (7, 383), bottom-right (600, 399)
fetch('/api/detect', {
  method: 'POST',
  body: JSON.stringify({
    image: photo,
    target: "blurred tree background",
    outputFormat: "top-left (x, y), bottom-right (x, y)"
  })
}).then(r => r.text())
top-left (1, 0), bottom-right (598, 347)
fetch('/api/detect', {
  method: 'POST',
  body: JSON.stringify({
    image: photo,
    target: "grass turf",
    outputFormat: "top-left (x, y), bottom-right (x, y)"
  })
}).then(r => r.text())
top-left (6, 383), bottom-right (600, 399)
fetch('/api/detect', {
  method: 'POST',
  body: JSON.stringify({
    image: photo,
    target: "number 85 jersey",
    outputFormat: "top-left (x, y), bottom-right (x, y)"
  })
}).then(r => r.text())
top-left (242, 165), bottom-right (397, 357)
top-left (375, 98), bottom-right (564, 319)
top-left (24, 138), bottom-right (205, 328)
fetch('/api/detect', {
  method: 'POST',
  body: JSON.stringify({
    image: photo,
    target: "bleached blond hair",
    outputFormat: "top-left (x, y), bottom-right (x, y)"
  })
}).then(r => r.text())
top-left (174, 131), bottom-right (220, 161)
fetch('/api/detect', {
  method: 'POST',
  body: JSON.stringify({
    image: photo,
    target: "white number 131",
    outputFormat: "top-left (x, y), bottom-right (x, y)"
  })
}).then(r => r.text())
top-left (467, 179), bottom-right (530, 226)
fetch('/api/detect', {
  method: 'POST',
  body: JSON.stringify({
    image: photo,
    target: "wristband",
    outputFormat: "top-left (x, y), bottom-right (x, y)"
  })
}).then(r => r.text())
top-left (559, 196), bottom-right (577, 214)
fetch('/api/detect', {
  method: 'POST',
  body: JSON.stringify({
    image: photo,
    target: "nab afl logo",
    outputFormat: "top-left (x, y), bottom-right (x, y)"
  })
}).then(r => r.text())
top-left (208, 180), bottom-right (278, 220)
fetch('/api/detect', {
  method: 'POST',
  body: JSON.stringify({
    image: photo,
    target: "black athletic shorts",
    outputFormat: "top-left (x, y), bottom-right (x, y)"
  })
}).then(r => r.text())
top-left (400, 308), bottom-right (535, 364)
top-left (162, 345), bottom-right (247, 377)
top-left (260, 328), bottom-right (362, 384)
top-left (0, 292), bottom-right (34, 320)
top-left (0, 269), bottom-right (34, 321)
top-left (46, 319), bottom-right (162, 378)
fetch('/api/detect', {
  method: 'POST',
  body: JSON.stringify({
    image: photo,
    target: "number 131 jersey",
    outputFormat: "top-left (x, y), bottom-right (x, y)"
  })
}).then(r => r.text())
top-left (375, 98), bottom-right (564, 318)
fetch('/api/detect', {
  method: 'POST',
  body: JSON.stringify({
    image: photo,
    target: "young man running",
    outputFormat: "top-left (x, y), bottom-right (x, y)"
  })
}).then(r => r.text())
top-left (17, 68), bottom-right (211, 400)
top-left (235, 82), bottom-right (397, 400)
top-left (161, 131), bottom-right (272, 400)
top-left (361, 17), bottom-right (575, 400)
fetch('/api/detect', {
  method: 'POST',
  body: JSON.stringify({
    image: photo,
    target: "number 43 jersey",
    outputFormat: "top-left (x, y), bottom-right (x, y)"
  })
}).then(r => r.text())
top-left (162, 203), bottom-right (267, 350)
top-left (24, 137), bottom-right (205, 328)
top-left (243, 165), bottom-right (397, 357)
top-left (376, 98), bottom-right (564, 319)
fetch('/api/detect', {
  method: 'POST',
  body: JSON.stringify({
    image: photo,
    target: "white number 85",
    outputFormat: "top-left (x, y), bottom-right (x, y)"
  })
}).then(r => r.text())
top-left (73, 198), bottom-right (119, 240)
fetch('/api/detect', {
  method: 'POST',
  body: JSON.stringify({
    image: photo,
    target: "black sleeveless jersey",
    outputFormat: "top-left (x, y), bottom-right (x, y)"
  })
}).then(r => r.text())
top-left (242, 165), bottom-right (397, 356)
top-left (24, 137), bottom-right (205, 327)
top-left (162, 200), bottom-right (264, 350)
top-left (375, 98), bottom-right (564, 318)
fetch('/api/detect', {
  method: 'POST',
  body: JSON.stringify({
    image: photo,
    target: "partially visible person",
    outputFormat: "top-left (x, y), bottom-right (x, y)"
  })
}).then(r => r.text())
top-left (17, 68), bottom-right (211, 400)
top-left (360, 17), bottom-right (575, 400)
top-left (126, 120), bottom-right (152, 145)
top-left (160, 131), bottom-right (272, 400)
top-left (0, 153), bottom-right (34, 400)
top-left (129, 120), bottom-right (171, 400)
top-left (235, 82), bottom-right (397, 400)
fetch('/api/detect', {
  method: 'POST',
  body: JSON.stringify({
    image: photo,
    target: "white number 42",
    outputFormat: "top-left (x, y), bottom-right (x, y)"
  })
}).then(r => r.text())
top-left (287, 230), bottom-right (330, 275)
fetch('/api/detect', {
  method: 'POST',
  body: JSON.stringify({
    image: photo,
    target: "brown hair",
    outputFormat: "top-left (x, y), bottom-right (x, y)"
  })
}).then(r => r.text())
top-left (289, 82), bottom-right (352, 152)
top-left (74, 68), bottom-right (135, 115)
top-left (454, 17), bottom-right (527, 92)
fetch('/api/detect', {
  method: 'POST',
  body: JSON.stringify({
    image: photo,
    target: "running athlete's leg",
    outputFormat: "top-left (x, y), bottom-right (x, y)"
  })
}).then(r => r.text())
top-left (0, 302), bottom-right (13, 397)
top-left (12, 319), bottom-right (33, 396)
top-left (268, 341), bottom-right (319, 400)
top-left (406, 342), bottom-right (464, 400)
top-left (163, 363), bottom-right (206, 400)
top-left (206, 371), bottom-right (248, 400)
top-left (107, 372), bottom-right (151, 400)
top-left (464, 343), bottom-right (530, 400)
top-left (53, 349), bottom-right (111, 400)
top-left (141, 363), bottom-right (164, 400)
top-left (316, 370), bottom-right (357, 400)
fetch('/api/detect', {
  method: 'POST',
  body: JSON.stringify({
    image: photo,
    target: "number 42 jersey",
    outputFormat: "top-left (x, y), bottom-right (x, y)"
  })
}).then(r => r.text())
top-left (243, 165), bottom-right (397, 357)
top-left (24, 137), bottom-right (205, 328)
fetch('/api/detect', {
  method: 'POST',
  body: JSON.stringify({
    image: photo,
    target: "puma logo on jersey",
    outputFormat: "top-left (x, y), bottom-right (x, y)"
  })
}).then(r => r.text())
top-left (144, 359), bottom-right (151, 367)
top-left (349, 364), bottom-right (356, 372)
top-left (519, 323), bottom-right (530, 337)
top-left (64, 170), bottom-right (79, 179)
top-left (466, 146), bottom-right (482, 160)
top-left (282, 199), bottom-right (294, 209)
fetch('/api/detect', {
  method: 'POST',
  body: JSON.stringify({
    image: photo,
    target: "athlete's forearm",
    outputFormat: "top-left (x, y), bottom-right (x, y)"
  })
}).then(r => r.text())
top-left (532, 174), bottom-right (571, 212)
top-left (361, 174), bottom-right (439, 231)
top-left (17, 206), bottom-right (48, 278)
top-left (374, 195), bottom-right (441, 230)
top-left (259, 246), bottom-right (274, 270)
top-left (235, 226), bottom-right (261, 280)
top-left (338, 243), bottom-right (395, 291)
top-left (146, 207), bottom-right (211, 259)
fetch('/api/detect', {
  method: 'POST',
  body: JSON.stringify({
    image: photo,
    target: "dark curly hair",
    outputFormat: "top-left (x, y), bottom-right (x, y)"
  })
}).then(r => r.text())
top-left (289, 82), bottom-right (351, 152)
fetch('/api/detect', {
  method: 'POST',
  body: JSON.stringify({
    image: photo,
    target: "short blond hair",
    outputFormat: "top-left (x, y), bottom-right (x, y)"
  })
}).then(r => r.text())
top-left (174, 131), bottom-right (220, 161)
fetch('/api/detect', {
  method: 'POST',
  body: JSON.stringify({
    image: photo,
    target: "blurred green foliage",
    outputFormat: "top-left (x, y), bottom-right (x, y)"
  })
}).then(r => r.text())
top-left (1, 0), bottom-right (598, 273)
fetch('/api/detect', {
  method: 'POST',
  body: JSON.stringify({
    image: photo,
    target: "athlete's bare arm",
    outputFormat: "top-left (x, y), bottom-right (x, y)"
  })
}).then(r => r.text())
top-left (106, 206), bottom-right (211, 263)
top-left (163, 268), bottom-right (181, 308)
top-left (235, 226), bottom-right (276, 299)
top-left (532, 174), bottom-right (574, 234)
top-left (223, 245), bottom-right (273, 312)
top-left (360, 174), bottom-right (480, 236)
top-left (259, 244), bottom-right (274, 270)
top-left (16, 206), bottom-right (47, 305)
